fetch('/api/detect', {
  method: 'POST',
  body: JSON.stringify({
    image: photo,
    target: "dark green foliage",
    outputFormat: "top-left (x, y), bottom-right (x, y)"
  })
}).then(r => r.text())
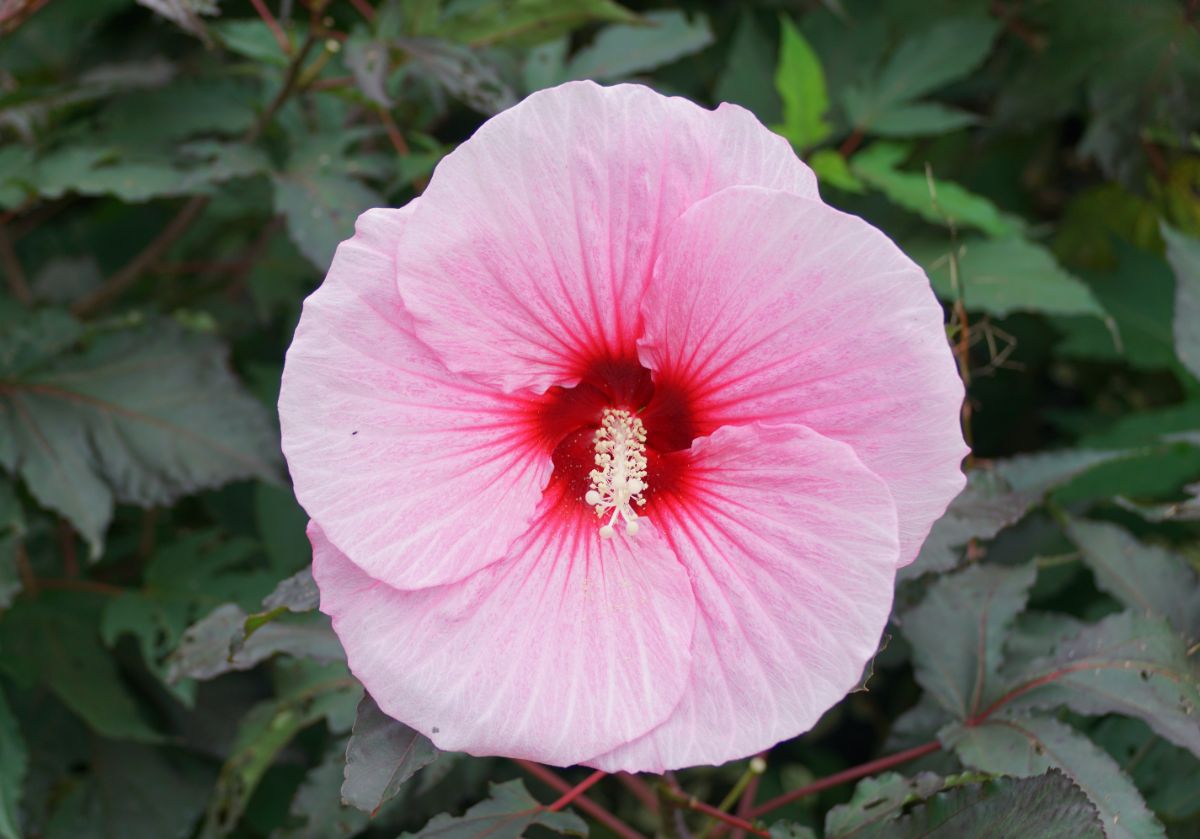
top-left (1, 1), bottom-right (1199, 838)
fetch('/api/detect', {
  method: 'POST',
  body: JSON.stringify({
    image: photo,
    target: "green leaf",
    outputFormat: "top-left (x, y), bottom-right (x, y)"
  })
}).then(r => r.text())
top-left (859, 101), bottom-right (978, 137)
top-left (911, 236), bottom-right (1108, 319)
top-left (1163, 223), bottom-right (1200, 380)
top-left (0, 687), bottom-right (26, 839)
top-left (1063, 516), bottom-right (1200, 643)
top-left (273, 170), bottom-right (383, 272)
top-left (400, 779), bottom-right (587, 839)
top-left (768, 824), bottom-right (816, 839)
top-left (773, 16), bottom-right (831, 151)
top-left (994, 611), bottom-right (1200, 758)
top-left (167, 603), bottom-right (344, 683)
top-left (1054, 246), bottom-right (1179, 369)
top-left (101, 532), bottom-right (275, 694)
top-left (564, 10), bottom-right (712, 82)
top-left (0, 316), bottom-right (282, 557)
top-left (829, 770), bottom-right (1103, 839)
top-left (200, 666), bottom-right (361, 839)
top-left (852, 143), bottom-right (1020, 237)
top-left (943, 716), bottom-right (1165, 839)
top-left (842, 15), bottom-right (999, 133)
top-left (0, 592), bottom-right (160, 741)
top-left (1091, 717), bottom-right (1200, 821)
top-left (342, 694), bottom-right (440, 815)
top-left (212, 19), bottom-right (291, 67)
top-left (254, 482), bottom-right (312, 574)
top-left (274, 740), bottom-right (370, 839)
top-left (261, 567), bottom-right (319, 614)
top-left (909, 449), bottom-right (1128, 577)
top-left (808, 149), bottom-right (864, 192)
top-left (42, 740), bottom-right (212, 839)
top-left (901, 563), bottom-right (1036, 720)
top-left (434, 0), bottom-right (638, 48)
top-left (824, 772), bottom-right (966, 836)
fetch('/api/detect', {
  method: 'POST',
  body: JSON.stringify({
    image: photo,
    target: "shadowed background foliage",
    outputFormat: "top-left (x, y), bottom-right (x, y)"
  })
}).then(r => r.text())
top-left (1, 1), bottom-right (1199, 838)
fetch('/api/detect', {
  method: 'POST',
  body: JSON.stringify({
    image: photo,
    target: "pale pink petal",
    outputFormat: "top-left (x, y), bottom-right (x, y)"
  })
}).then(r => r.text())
top-left (638, 186), bottom-right (967, 566)
top-left (279, 207), bottom-right (552, 590)
top-left (587, 423), bottom-right (899, 771)
top-left (394, 80), bottom-right (819, 395)
top-left (310, 490), bottom-right (697, 766)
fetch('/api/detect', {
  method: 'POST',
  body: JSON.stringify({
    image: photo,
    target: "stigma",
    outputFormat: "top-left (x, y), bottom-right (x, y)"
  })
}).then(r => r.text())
top-left (585, 408), bottom-right (648, 538)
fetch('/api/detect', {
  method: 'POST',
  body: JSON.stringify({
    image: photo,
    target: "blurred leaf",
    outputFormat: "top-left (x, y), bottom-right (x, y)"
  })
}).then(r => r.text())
top-left (1063, 516), bottom-right (1200, 643)
top-left (400, 38), bottom-right (516, 114)
top-left (824, 772), bottom-right (965, 835)
top-left (1091, 717), bottom-right (1200, 821)
top-left (400, 779), bottom-right (587, 839)
top-left (272, 740), bottom-right (369, 839)
top-left (523, 37), bottom-right (568, 91)
top-left (901, 563), bottom-right (1036, 720)
top-left (773, 16), bottom-right (830, 151)
top-left (212, 19), bottom-right (290, 66)
top-left (943, 716), bottom-right (1165, 839)
top-left (342, 694), bottom-right (440, 815)
top-left (0, 592), bottom-right (160, 741)
top-left (808, 149), bottom-right (863, 192)
top-left (852, 143), bottom-right (1020, 236)
top-left (0, 315), bottom-right (281, 557)
top-left (909, 449), bottom-right (1127, 578)
top-left (564, 10), bottom-right (711, 82)
top-left (254, 483), bottom-right (311, 574)
top-left (261, 567), bottom-right (318, 614)
top-left (856, 100), bottom-right (977, 137)
top-left (136, 0), bottom-right (219, 44)
top-left (827, 770), bottom-right (1102, 839)
top-left (167, 603), bottom-right (343, 683)
top-left (43, 740), bottom-right (212, 839)
top-left (200, 666), bottom-right (361, 839)
top-left (345, 37), bottom-right (393, 108)
top-left (842, 15), bottom-right (998, 135)
top-left (434, 0), bottom-right (638, 48)
top-left (30, 256), bottom-right (102, 306)
top-left (273, 160), bottom-right (383, 271)
top-left (769, 824), bottom-right (816, 839)
top-left (994, 611), bottom-right (1200, 758)
top-left (912, 236), bottom-right (1107, 319)
top-left (714, 12), bottom-right (780, 124)
top-left (1163, 223), bottom-right (1200, 380)
top-left (97, 78), bottom-right (258, 146)
top-left (1054, 245), bottom-right (1178, 369)
top-left (0, 687), bottom-right (25, 839)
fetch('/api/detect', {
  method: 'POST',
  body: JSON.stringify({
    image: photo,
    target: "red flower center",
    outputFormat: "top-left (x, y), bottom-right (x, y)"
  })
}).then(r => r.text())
top-left (527, 357), bottom-right (697, 520)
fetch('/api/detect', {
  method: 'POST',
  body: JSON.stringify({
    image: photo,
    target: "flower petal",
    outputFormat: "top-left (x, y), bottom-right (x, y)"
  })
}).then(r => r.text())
top-left (310, 490), bottom-right (697, 766)
top-left (279, 206), bottom-right (552, 590)
top-left (587, 422), bottom-right (898, 771)
top-left (394, 80), bottom-right (819, 395)
top-left (638, 186), bottom-right (967, 566)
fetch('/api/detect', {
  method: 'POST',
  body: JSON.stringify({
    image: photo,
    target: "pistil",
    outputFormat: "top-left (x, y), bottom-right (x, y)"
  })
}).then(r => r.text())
top-left (585, 408), bottom-right (648, 537)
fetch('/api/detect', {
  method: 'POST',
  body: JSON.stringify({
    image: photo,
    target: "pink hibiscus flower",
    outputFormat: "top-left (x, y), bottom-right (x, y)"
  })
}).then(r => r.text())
top-left (279, 81), bottom-right (967, 771)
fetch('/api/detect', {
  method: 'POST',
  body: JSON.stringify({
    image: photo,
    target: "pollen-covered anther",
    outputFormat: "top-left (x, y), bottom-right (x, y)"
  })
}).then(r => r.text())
top-left (586, 408), bottom-right (649, 538)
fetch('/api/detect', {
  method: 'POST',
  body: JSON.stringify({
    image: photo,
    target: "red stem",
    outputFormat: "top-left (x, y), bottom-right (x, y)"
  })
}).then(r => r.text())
top-left (514, 761), bottom-right (646, 839)
top-left (249, 0), bottom-right (292, 55)
top-left (348, 0), bottom-right (376, 20)
top-left (666, 789), bottom-right (769, 838)
top-left (547, 769), bottom-right (607, 812)
top-left (730, 765), bottom-right (763, 839)
top-left (748, 740), bottom-right (942, 818)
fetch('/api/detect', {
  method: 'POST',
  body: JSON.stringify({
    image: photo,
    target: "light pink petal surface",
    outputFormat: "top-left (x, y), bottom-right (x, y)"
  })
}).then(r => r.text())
top-left (587, 423), bottom-right (899, 771)
top-left (639, 186), bottom-right (968, 566)
top-left (279, 207), bottom-right (552, 590)
top-left (310, 494), bottom-right (697, 767)
top-left (394, 80), bottom-right (819, 395)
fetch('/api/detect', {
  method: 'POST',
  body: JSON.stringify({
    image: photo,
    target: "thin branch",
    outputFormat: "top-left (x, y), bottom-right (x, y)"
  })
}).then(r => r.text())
top-left (748, 740), bottom-right (943, 818)
top-left (0, 223), bottom-right (33, 306)
top-left (514, 761), bottom-right (646, 839)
